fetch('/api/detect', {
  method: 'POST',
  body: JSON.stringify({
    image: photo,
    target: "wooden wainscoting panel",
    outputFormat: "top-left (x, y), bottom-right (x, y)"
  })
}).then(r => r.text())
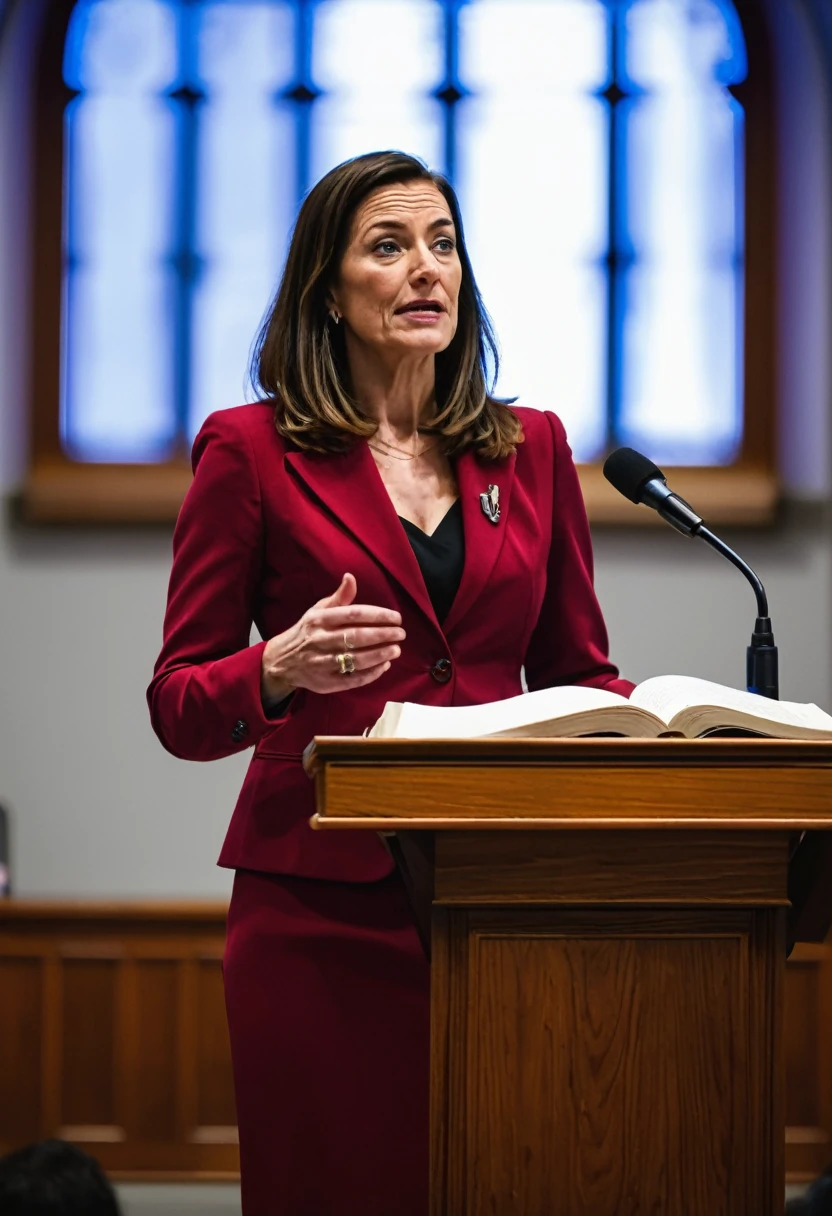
top-left (786, 955), bottom-right (821, 1127)
top-left (1, 900), bottom-right (830, 1184)
top-left (0, 903), bottom-right (238, 1178)
top-left (785, 940), bottom-right (832, 1181)
top-left (130, 960), bottom-right (179, 1143)
top-left (58, 958), bottom-right (122, 1140)
top-left (192, 958), bottom-right (238, 1143)
top-left (0, 957), bottom-right (44, 1145)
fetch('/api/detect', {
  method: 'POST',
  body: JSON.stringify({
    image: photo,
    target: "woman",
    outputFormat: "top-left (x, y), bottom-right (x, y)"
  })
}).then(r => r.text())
top-left (148, 150), bottom-right (631, 1216)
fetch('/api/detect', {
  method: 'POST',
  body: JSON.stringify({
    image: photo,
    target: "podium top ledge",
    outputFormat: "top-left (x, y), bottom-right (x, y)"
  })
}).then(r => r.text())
top-left (308, 736), bottom-right (832, 832)
top-left (305, 735), bottom-right (832, 774)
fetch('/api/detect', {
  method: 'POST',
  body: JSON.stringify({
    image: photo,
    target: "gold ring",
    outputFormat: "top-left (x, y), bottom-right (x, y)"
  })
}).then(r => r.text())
top-left (343, 631), bottom-right (354, 651)
top-left (336, 652), bottom-right (355, 676)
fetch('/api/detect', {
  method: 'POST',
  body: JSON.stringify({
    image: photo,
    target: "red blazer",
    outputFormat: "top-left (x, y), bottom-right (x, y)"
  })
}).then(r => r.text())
top-left (148, 402), bottom-right (632, 882)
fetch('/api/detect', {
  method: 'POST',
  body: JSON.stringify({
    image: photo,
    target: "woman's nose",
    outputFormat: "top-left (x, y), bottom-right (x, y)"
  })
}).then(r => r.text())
top-left (409, 246), bottom-right (440, 279)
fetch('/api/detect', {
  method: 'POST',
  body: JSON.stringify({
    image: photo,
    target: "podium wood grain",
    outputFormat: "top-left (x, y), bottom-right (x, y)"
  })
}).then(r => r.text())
top-left (309, 737), bottom-right (832, 1215)
top-left (431, 899), bottom-right (783, 1214)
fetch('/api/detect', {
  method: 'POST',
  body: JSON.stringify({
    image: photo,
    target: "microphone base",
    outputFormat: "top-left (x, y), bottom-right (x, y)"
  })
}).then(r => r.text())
top-left (747, 620), bottom-right (779, 700)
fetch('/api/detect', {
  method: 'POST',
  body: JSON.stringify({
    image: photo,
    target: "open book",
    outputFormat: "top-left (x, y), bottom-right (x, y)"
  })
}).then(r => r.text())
top-left (368, 675), bottom-right (832, 741)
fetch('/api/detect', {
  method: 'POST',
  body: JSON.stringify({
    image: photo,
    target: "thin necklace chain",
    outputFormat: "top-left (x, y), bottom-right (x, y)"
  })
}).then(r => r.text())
top-left (368, 433), bottom-right (438, 463)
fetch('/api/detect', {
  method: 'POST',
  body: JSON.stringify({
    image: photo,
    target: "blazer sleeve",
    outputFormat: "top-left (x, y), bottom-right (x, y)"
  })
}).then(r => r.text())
top-left (523, 412), bottom-right (634, 698)
top-left (147, 409), bottom-right (288, 761)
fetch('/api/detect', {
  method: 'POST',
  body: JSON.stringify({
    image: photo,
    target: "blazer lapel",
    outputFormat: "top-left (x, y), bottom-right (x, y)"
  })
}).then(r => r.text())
top-left (284, 441), bottom-right (440, 626)
top-left (442, 446), bottom-right (516, 635)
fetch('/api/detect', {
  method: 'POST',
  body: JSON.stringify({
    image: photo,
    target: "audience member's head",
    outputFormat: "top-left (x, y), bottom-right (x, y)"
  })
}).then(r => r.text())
top-left (806, 1168), bottom-right (832, 1214)
top-left (0, 1140), bottom-right (121, 1215)
top-left (787, 1164), bottom-right (832, 1216)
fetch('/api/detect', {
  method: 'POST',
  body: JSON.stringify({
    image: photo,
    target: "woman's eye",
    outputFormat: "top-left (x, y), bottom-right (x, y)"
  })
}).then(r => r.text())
top-left (435, 238), bottom-right (456, 253)
top-left (375, 240), bottom-right (400, 255)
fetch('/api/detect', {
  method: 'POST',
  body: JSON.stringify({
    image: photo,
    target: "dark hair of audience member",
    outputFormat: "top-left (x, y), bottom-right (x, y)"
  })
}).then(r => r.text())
top-left (786, 1164), bottom-right (832, 1216)
top-left (0, 1139), bottom-right (121, 1215)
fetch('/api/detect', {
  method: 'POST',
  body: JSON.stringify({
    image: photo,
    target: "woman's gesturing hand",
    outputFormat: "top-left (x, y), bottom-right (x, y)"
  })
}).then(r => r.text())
top-left (260, 573), bottom-right (405, 703)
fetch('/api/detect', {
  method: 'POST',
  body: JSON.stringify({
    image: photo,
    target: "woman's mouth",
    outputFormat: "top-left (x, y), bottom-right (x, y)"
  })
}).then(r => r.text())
top-left (395, 300), bottom-right (445, 323)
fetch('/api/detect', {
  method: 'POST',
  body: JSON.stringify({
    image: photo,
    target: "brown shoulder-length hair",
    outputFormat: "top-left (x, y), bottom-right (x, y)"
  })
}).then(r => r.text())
top-left (250, 151), bottom-right (522, 460)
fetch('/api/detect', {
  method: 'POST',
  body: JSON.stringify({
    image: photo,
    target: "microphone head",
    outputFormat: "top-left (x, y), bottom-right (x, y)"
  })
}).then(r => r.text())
top-left (603, 447), bottom-right (666, 504)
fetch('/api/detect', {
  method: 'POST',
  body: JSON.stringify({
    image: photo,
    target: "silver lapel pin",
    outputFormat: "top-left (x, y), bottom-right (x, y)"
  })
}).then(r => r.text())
top-left (479, 483), bottom-right (500, 525)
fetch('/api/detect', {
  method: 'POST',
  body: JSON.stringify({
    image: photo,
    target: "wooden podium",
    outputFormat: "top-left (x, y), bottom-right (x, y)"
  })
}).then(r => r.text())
top-left (307, 737), bottom-right (832, 1215)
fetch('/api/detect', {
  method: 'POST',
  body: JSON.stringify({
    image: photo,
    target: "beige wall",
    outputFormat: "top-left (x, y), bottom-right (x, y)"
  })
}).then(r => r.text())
top-left (1, 0), bottom-right (830, 897)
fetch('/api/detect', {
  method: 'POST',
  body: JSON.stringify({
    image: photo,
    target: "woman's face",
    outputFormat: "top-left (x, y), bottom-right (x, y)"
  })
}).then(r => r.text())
top-left (329, 180), bottom-right (462, 362)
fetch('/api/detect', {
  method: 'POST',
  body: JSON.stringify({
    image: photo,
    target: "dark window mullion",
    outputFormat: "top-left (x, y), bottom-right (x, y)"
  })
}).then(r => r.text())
top-left (168, 0), bottom-right (205, 451)
top-left (727, 78), bottom-right (746, 428)
top-left (435, 0), bottom-right (468, 182)
top-left (284, 0), bottom-right (322, 211)
top-left (61, 72), bottom-right (82, 454)
top-left (599, 0), bottom-right (637, 452)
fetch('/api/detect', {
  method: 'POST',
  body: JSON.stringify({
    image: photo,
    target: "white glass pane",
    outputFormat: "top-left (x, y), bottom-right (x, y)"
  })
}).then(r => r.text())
top-left (190, 1), bottom-right (296, 437)
top-left (456, 0), bottom-right (609, 461)
top-left (311, 0), bottom-right (442, 181)
top-left (620, 0), bottom-right (746, 465)
top-left (62, 0), bottom-right (177, 461)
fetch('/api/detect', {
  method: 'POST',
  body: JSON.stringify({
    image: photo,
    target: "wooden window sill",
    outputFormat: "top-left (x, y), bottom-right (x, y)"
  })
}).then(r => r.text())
top-left (16, 458), bottom-right (778, 526)
top-left (19, 459), bottom-right (194, 524)
top-left (579, 463), bottom-right (779, 527)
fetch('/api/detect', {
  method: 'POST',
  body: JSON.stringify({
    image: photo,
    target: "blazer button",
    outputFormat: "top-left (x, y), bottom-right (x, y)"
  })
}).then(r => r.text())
top-left (230, 719), bottom-right (249, 743)
top-left (430, 658), bottom-right (453, 685)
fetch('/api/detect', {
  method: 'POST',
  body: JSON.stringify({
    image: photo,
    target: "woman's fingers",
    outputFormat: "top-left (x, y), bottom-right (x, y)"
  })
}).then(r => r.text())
top-left (303, 605), bottom-right (406, 654)
top-left (336, 625), bottom-right (406, 652)
top-left (308, 603), bottom-right (403, 630)
top-left (262, 585), bottom-right (406, 698)
top-left (323, 643), bottom-right (401, 673)
top-left (328, 659), bottom-right (392, 691)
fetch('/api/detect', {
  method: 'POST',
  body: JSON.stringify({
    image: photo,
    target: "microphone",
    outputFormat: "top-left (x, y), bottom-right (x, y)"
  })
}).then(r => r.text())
top-left (603, 447), bottom-right (779, 700)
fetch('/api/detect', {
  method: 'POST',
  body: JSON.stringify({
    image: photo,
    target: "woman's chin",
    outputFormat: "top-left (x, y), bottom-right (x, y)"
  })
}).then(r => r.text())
top-left (387, 326), bottom-right (454, 356)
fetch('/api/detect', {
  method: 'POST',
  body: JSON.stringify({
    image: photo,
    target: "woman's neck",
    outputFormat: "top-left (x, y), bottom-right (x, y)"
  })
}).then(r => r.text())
top-left (345, 340), bottom-right (436, 437)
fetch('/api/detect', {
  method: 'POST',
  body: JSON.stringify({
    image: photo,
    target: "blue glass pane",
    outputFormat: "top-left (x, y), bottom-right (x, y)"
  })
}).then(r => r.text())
top-left (189, 1), bottom-right (296, 438)
top-left (456, 0), bottom-right (609, 462)
top-left (62, 0), bottom-right (178, 462)
top-left (619, 0), bottom-right (746, 465)
top-left (310, 0), bottom-right (442, 183)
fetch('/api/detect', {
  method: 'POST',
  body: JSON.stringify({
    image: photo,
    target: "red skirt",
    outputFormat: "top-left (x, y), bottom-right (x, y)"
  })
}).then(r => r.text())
top-left (223, 868), bottom-right (430, 1216)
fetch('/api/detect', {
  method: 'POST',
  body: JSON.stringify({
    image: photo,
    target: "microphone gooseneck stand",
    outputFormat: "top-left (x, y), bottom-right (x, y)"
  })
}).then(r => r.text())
top-left (696, 526), bottom-right (779, 701)
top-left (602, 448), bottom-right (780, 700)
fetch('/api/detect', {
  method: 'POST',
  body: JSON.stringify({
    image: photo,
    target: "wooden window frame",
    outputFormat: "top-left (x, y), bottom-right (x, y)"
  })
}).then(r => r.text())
top-left (20, 0), bottom-right (778, 526)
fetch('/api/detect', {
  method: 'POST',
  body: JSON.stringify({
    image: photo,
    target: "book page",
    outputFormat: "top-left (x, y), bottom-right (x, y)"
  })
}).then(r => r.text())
top-left (367, 701), bottom-right (405, 738)
top-left (631, 675), bottom-right (832, 733)
top-left (368, 684), bottom-right (629, 740)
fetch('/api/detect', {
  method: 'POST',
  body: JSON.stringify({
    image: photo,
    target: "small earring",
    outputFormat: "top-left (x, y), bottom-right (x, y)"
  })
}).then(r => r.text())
top-left (329, 310), bottom-right (340, 325)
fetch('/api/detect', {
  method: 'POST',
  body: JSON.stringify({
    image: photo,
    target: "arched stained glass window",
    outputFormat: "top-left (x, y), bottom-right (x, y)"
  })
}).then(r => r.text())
top-left (28, 0), bottom-right (776, 522)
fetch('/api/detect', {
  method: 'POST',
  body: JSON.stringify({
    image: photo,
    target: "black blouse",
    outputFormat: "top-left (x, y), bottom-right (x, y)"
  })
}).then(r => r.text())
top-left (398, 499), bottom-right (465, 624)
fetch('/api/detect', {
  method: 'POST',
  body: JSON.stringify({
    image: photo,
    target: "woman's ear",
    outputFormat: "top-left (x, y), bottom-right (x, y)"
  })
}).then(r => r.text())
top-left (325, 289), bottom-right (342, 326)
